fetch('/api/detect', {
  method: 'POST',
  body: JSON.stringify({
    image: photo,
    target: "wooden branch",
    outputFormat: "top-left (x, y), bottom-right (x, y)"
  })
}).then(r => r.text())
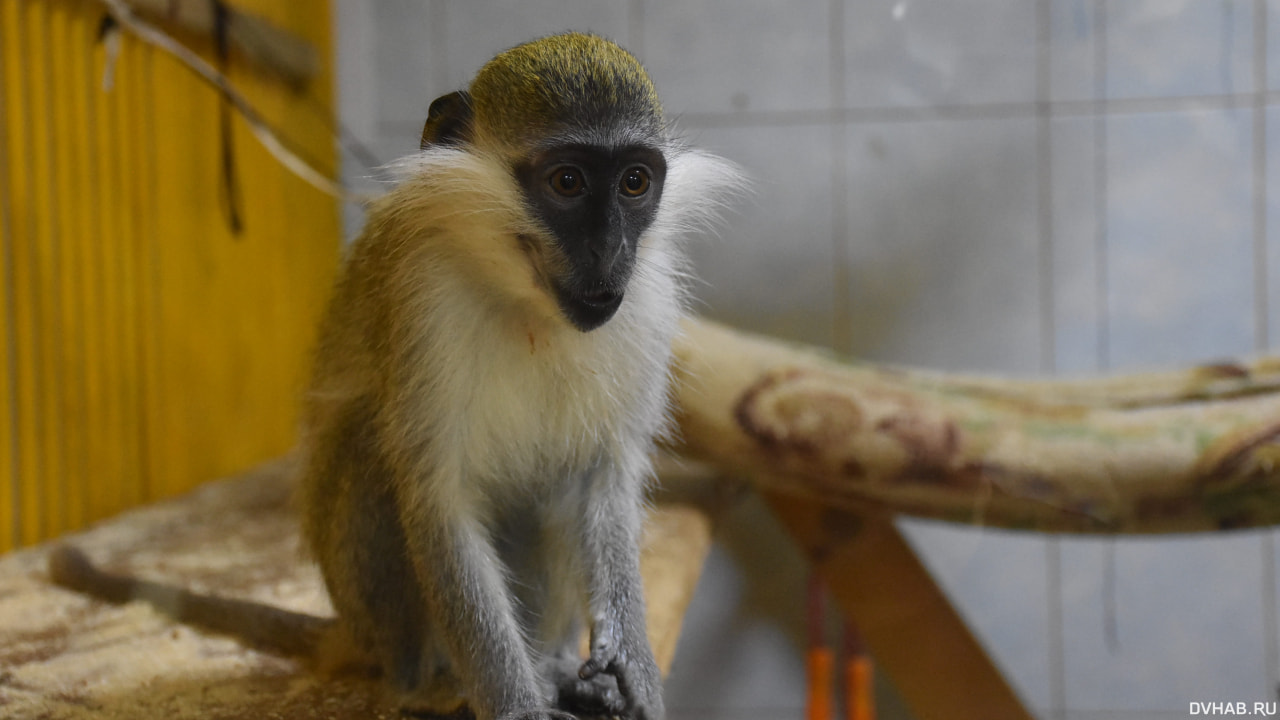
top-left (670, 318), bottom-right (1280, 534)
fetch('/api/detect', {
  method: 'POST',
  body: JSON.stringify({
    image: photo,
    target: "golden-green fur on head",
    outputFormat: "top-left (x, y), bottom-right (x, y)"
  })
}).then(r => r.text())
top-left (469, 32), bottom-right (664, 152)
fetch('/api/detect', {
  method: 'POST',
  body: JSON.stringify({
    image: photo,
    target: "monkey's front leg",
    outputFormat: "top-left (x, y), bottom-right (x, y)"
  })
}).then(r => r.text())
top-left (403, 501), bottom-right (573, 720)
top-left (575, 467), bottom-right (665, 720)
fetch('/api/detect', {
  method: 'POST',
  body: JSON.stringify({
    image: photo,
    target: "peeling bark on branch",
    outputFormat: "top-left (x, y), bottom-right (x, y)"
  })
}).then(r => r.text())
top-left (670, 318), bottom-right (1280, 534)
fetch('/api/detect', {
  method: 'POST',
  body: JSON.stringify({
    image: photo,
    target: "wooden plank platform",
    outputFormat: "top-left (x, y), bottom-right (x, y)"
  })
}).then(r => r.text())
top-left (0, 457), bottom-right (715, 720)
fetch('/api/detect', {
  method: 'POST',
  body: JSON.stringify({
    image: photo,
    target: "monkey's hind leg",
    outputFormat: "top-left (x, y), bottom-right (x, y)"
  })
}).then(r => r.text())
top-left (308, 420), bottom-right (465, 717)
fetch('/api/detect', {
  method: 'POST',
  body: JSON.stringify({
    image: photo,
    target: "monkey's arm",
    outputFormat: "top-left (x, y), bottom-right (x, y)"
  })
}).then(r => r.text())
top-left (574, 461), bottom-right (664, 720)
top-left (48, 544), bottom-right (335, 659)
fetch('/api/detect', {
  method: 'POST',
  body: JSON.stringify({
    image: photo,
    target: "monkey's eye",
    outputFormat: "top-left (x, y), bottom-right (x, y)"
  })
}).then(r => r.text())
top-left (619, 167), bottom-right (651, 197)
top-left (549, 166), bottom-right (586, 197)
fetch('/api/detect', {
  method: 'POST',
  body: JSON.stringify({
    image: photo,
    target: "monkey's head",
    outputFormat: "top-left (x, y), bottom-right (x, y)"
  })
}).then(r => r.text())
top-left (421, 33), bottom-right (668, 332)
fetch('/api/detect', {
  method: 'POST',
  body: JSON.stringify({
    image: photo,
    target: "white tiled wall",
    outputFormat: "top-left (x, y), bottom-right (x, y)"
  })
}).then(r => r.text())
top-left (333, 2), bottom-right (1280, 718)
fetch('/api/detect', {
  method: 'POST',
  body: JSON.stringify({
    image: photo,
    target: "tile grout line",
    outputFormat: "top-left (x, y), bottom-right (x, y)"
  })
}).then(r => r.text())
top-left (1253, 0), bottom-right (1270, 354)
top-left (1036, 0), bottom-right (1056, 379)
top-left (1252, 0), bottom-right (1279, 702)
top-left (829, 0), bottom-right (850, 355)
top-left (380, 91), bottom-right (1280, 138)
top-left (1094, 0), bottom-right (1123, 668)
top-left (1036, 3), bottom-right (1068, 718)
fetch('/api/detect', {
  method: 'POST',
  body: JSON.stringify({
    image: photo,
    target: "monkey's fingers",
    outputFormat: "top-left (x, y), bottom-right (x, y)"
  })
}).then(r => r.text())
top-left (579, 640), bottom-right (663, 720)
top-left (551, 655), bottom-right (625, 716)
top-left (578, 632), bottom-right (621, 681)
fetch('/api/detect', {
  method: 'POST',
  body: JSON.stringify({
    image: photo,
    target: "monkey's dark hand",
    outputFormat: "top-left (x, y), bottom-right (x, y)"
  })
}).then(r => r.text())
top-left (578, 623), bottom-right (664, 720)
top-left (549, 655), bottom-right (626, 717)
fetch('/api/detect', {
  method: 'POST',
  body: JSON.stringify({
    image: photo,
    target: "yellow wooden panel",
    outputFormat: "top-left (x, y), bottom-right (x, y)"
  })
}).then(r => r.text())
top-left (1, 0), bottom-right (340, 548)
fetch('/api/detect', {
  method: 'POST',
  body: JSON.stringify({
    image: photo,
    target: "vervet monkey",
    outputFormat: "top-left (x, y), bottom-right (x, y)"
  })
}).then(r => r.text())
top-left (50, 32), bottom-right (741, 720)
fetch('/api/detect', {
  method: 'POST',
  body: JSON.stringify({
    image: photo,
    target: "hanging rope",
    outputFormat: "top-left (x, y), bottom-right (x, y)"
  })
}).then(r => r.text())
top-left (95, 0), bottom-right (371, 203)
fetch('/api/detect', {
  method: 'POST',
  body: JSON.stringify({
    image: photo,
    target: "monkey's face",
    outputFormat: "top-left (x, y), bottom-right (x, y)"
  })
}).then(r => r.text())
top-left (516, 143), bottom-right (666, 332)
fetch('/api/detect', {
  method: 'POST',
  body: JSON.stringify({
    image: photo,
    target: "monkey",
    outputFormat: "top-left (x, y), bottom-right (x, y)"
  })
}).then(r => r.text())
top-left (50, 32), bottom-right (741, 720)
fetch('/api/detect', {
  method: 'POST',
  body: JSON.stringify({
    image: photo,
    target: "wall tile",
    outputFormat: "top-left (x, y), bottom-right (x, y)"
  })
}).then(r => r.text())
top-left (441, 0), bottom-right (632, 94)
top-left (681, 124), bottom-right (836, 347)
top-left (335, 0), bottom-right (380, 143)
top-left (665, 496), bottom-right (810, 716)
top-left (1061, 534), bottom-right (1271, 714)
top-left (1106, 0), bottom-right (1255, 100)
top-left (1267, 107), bottom-right (1280, 350)
top-left (899, 520), bottom-right (1054, 711)
top-left (845, 0), bottom-right (1037, 108)
top-left (1105, 109), bottom-right (1254, 370)
top-left (372, 0), bottom-right (441, 131)
top-left (1269, 0), bottom-right (1280, 94)
top-left (1050, 117), bottom-right (1102, 375)
top-left (643, 0), bottom-right (831, 115)
top-left (1050, 0), bottom-right (1098, 104)
top-left (844, 117), bottom-right (1041, 373)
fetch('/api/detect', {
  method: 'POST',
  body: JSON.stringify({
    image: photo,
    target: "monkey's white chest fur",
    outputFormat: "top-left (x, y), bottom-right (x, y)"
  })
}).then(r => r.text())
top-left (418, 248), bottom-right (681, 495)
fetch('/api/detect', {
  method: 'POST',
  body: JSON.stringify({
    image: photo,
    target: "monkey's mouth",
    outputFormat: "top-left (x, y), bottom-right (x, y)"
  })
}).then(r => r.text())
top-left (579, 288), bottom-right (622, 308)
top-left (556, 284), bottom-right (625, 332)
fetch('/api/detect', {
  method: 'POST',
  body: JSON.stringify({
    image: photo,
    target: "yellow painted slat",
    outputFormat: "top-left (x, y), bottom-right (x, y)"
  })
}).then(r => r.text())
top-left (9, 0), bottom-right (45, 547)
top-left (29, 0), bottom-right (69, 541)
top-left (77, 5), bottom-right (111, 527)
top-left (0, 0), bottom-right (18, 553)
top-left (89, 27), bottom-right (126, 523)
top-left (49, 0), bottom-right (81, 538)
top-left (63, 0), bottom-right (94, 531)
top-left (135, 41), bottom-right (161, 514)
top-left (115, 35), bottom-right (145, 510)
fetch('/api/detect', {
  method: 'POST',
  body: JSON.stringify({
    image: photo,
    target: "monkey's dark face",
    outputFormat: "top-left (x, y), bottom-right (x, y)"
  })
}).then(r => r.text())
top-left (516, 143), bottom-right (666, 332)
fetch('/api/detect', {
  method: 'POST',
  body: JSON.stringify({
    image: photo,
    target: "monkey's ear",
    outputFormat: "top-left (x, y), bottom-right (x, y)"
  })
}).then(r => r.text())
top-left (421, 91), bottom-right (473, 149)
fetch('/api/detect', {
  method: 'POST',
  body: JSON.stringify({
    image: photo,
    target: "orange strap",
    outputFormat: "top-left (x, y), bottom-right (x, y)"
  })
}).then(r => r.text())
top-left (845, 655), bottom-right (875, 720)
top-left (807, 647), bottom-right (835, 720)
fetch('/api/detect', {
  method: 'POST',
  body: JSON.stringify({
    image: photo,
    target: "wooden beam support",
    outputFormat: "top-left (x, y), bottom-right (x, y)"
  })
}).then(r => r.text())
top-left (767, 492), bottom-right (1034, 720)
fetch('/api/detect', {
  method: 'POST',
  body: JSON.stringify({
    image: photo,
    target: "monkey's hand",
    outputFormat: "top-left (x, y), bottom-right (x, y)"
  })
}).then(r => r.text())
top-left (548, 654), bottom-right (626, 717)
top-left (578, 621), bottom-right (664, 720)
